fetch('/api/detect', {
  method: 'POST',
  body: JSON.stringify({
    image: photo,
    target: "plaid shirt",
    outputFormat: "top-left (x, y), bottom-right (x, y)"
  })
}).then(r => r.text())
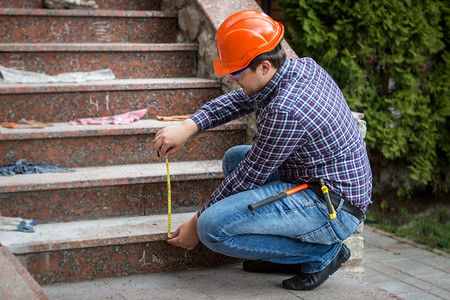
top-left (191, 58), bottom-right (372, 215)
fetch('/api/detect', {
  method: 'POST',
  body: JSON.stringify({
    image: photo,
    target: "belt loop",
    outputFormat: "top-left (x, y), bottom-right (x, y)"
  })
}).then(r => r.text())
top-left (336, 197), bottom-right (345, 212)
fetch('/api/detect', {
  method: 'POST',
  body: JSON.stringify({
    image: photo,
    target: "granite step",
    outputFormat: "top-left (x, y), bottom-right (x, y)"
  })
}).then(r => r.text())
top-left (0, 246), bottom-right (49, 300)
top-left (0, 43), bottom-right (198, 79)
top-left (0, 78), bottom-right (221, 122)
top-left (0, 160), bottom-right (224, 223)
top-left (0, 212), bottom-right (238, 284)
top-left (0, 8), bottom-right (177, 43)
top-left (0, 0), bottom-right (161, 11)
top-left (0, 119), bottom-right (246, 167)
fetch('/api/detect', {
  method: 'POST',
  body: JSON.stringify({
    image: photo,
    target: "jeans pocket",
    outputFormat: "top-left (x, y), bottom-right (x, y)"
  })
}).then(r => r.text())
top-left (330, 211), bottom-right (360, 241)
top-left (297, 223), bottom-right (340, 245)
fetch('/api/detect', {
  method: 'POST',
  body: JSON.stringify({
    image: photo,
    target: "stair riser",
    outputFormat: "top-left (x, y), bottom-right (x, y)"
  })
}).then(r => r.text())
top-left (0, 179), bottom-right (220, 223)
top-left (18, 242), bottom-right (237, 285)
top-left (0, 0), bottom-right (160, 10)
top-left (0, 130), bottom-right (245, 167)
top-left (0, 50), bottom-right (196, 78)
top-left (1, 15), bottom-right (176, 43)
top-left (0, 88), bottom-right (220, 122)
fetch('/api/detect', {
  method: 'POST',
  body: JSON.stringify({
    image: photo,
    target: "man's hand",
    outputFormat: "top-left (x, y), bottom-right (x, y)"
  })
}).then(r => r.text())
top-left (152, 118), bottom-right (198, 159)
top-left (167, 214), bottom-right (199, 250)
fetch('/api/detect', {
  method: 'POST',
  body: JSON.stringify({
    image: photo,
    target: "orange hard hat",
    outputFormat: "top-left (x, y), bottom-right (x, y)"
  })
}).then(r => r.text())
top-left (213, 10), bottom-right (284, 76)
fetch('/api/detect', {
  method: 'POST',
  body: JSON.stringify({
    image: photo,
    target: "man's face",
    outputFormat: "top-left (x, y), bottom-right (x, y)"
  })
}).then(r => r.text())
top-left (228, 64), bottom-right (268, 95)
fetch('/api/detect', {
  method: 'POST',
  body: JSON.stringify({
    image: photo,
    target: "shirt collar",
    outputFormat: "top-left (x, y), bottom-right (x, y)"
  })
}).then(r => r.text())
top-left (251, 59), bottom-right (293, 105)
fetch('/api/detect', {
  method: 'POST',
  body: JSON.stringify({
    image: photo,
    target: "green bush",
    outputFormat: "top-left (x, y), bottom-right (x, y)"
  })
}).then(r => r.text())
top-left (277, 0), bottom-right (449, 197)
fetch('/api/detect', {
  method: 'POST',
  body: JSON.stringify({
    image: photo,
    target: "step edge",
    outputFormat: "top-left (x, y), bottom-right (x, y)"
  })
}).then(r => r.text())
top-left (0, 160), bottom-right (224, 193)
top-left (0, 120), bottom-right (246, 141)
top-left (0, 78), bottom-right (220, 94)
top-left (0, 43), bottom-right (198, 52)
top-left (1, 212), bottom-right (196, 254)
top-left (0, 8), bottom-right (178, 18)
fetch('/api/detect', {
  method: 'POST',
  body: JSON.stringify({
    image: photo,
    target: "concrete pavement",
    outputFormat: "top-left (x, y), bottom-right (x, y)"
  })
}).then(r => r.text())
top-left (41, 225), bottom-right (449, 300)
top-left (362, 225), bottom-right (449, 300)
top-left (41, 267), bottom-right (397, 300)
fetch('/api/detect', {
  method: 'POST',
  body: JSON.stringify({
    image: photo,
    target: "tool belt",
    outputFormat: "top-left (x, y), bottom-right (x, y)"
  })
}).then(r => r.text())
top-left (308, 183), bottom-right (365, 222)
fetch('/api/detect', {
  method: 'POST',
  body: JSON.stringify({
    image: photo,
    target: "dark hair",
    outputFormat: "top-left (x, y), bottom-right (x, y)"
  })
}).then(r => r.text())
top-left (248, 43), bottom-right (286, 71)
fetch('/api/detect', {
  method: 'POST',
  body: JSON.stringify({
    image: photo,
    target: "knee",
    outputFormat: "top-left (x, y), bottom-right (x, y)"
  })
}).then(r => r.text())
top-left (197, 210), bottom-right (223, 249)
top-left (222, 145), bottom-right (250, 176)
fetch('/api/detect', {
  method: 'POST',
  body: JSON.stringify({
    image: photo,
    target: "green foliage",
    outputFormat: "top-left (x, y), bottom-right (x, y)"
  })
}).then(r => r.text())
top-left (278, 0), bottom-right (449, 196)
top-left (366, 203), bottom-right (450, 253)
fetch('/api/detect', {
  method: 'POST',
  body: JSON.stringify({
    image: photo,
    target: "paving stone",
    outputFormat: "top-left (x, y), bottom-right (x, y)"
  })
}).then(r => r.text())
top-left (417, 273), bottom-right (450, 291)
top-left (362, 225), bottom-right (450, 300)
top-left (365, 262), bottom-right (401, 276)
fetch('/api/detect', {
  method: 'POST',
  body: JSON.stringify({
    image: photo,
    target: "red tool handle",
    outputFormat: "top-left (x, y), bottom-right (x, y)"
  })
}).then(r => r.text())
top-left (284, 184), bottom-right (309, 196)
top-left (248, 184), bottom-right (309, 211)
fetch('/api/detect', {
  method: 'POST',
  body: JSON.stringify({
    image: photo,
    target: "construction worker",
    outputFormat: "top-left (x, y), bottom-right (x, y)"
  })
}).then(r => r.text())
top-left (153, 10), bottom-right (372, 290)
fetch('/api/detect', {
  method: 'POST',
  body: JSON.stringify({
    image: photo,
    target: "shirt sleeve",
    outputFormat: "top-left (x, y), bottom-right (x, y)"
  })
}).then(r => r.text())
top-left (197, 108), bottom-right (307, 216)
top-left (189, 89), bottom-right (254, 132)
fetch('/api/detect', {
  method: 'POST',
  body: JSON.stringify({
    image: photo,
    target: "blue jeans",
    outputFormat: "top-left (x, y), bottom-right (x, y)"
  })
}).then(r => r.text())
top-left (197, 145), bottom-right (362, 273)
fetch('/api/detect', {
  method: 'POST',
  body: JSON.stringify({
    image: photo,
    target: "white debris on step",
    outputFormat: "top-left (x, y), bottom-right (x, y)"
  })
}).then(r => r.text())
top-left (0, 65), bottom-right (115, 84)
top-left (44, 0), bottom-right (98, 9)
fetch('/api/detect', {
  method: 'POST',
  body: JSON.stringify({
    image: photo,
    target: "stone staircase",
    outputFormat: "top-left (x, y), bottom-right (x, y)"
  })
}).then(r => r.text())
top-left (0, 0), bottom-right (246, 286)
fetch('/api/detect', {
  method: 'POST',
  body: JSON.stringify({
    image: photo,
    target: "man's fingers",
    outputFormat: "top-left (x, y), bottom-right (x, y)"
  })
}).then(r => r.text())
top-left (167, 236), bottom-right (183, 248)
top-left (164, 146), bottom-right (177, 157)
top-left (168, 227), bottom-right (180, 239)
top-left (167, 238), bottom-right (192, 250)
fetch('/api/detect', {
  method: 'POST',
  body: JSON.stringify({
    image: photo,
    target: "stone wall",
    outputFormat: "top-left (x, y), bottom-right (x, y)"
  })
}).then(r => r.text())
top-left (162, 0), bottom-right (365, 279)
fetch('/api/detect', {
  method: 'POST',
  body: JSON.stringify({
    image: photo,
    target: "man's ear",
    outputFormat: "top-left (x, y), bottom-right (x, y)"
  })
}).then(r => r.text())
top-left (260, 60), bottom-right (271, 75)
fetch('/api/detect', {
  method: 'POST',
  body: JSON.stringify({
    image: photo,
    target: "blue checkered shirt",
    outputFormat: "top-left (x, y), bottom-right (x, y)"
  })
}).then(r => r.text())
top-left (191, 58), bottom-right (372, 215)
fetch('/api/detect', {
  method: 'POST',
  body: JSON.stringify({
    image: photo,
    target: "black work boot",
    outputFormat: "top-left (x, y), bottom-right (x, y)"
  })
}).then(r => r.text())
top-left (243, 260), bottom-right (307, 276)
top-left (282, 244), bottom-right (350, 290)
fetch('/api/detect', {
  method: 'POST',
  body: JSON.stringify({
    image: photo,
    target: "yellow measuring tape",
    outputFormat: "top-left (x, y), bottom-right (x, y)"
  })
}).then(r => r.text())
top-left (165, 157), bottom-right (172, 236)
